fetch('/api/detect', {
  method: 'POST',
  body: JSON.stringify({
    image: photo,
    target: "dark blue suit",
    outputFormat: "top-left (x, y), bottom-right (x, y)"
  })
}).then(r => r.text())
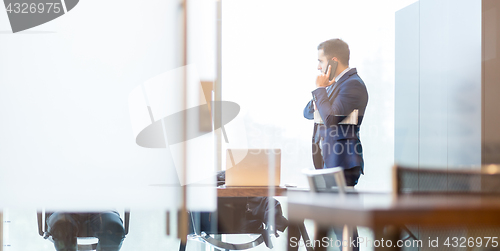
top-left (304, 68), bottom-right (368, 178)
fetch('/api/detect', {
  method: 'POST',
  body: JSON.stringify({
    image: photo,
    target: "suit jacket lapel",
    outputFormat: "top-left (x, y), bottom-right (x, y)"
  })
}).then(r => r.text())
top-left (328, 68), bottom-right (357, 99)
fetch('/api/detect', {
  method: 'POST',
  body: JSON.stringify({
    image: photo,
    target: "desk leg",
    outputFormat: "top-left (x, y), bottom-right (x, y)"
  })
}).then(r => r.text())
top-left (298, 222), bottom-right (313, 251)
top-left (288, 221), bottom-right (314, 251)
top-left (288, 220), bottom-right (315, 251)
top-left (288, 222), bottom-right (300, 251)
top-left (314, 225), bottom-right (329, 251)
top-left (343, 225), bottom-right (353, 251)
top-left (374, 226), bottom-right (400, 251)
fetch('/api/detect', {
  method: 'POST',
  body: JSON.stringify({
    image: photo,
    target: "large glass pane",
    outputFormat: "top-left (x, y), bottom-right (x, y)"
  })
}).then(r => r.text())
top-left (222, 0), bottom-right (418, 192)
top-left (0, 0), bottom-right (208, 250)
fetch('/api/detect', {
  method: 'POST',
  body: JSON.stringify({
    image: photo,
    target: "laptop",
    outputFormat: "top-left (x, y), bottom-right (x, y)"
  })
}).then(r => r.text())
top-left (225, 149), bottom-right (281, 187)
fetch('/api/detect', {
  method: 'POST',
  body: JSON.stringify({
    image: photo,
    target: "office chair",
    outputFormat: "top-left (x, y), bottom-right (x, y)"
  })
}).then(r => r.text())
top-left (394, 164), bottom-right (500, 195)
top-left (302, 167), bottom-right (354, 251)
top-left (37, 210), bottom-right (130, 251)
top-left (303, 167), bottom-right (349, 194)
top-left (393, 164), bottom-right (500, 249)
top-left (180, 197), bottom-right (288, 251)
top-left (183, 212), bottom-right (266, 250)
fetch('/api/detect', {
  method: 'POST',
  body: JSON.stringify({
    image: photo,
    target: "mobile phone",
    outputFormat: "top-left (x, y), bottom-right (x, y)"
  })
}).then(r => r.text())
top-left (325, 59), bottom-right (338, 81)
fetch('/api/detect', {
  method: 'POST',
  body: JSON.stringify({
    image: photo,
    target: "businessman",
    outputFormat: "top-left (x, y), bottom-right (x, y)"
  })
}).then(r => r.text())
top-left (303, 38), bottom-right (368, 185)
top-left (303, 38), bottom-right (368, 251)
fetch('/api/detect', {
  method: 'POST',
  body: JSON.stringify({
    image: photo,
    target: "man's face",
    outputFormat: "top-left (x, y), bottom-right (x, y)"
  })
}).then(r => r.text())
top-left (317, 49), bottom-right (330, 74)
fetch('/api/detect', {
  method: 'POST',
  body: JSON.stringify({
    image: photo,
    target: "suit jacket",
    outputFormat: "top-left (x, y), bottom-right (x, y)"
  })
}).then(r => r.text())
top-left (304, 68), bottom-right (368, 172)
top-left (302, 106), bottom-right (324, 169)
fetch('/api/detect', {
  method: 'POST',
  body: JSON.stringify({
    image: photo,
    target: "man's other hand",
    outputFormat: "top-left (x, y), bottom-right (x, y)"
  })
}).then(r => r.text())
top-left (316, 65), bottom-right (335, 88)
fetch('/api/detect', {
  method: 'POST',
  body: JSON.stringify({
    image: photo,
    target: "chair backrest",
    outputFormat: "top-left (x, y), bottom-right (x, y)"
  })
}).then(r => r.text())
top-left (393, 164), bottom-right (500, 196)
top-left (303, 167), bottom-right (347, 194)
top-left (37, 210), bottom-right (130, 251)
top-left (186, 197), bottom-right (280, 250)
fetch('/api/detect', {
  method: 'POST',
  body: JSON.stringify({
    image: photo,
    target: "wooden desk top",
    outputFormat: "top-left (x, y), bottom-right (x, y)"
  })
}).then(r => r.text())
top-left (217, 186), bottom-right (288, 197)
top-left (288, 191), bottom-right (500, 228)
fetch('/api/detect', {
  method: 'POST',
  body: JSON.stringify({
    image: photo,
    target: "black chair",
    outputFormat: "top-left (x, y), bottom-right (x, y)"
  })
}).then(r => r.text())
top-left (393, 164), bottom-right (500, 249)
top-left (37, 210), bottom-right (130, 251)
top-left (394, 164), bottom-right (500, 195)
top-left (180, 197), bottom-right (301, 251)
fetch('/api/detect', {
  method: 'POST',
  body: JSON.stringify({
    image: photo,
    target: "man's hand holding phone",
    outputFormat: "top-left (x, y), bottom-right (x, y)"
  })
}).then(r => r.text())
top-left (316, 64), bottom-right (335, 88)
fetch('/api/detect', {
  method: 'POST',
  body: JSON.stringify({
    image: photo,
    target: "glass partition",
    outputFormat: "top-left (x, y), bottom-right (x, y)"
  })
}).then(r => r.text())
top-left (0, 0), bottom-right (216, 250)
top-left (221, 0), bottom-right (419, 192)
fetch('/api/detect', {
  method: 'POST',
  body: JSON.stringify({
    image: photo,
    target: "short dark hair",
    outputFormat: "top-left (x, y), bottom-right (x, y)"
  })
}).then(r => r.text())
top-left (317, 38), bottom-right (350, 66)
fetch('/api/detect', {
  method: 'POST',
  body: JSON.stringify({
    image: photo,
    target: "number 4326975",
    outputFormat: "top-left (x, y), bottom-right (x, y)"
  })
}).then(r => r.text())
top-left (6, 3), bottom-right (62, 14)
top-left (444, 237), bottom-right (498, 248)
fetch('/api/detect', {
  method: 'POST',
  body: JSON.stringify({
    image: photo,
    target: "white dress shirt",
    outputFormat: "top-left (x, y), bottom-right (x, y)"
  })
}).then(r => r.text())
top-left (313, 67), bottom-right (352, 124)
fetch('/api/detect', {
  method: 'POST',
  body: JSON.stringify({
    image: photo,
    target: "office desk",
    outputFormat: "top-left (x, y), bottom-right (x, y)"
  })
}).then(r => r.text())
top-left (217, 186), bottom-right (288, 197)
top-left (287, 191), bottom-right (500, 250)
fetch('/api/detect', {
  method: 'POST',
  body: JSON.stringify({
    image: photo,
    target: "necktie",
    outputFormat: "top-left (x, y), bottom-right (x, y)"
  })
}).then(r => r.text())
top-left (326, 83), bottom-right (335, 98)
